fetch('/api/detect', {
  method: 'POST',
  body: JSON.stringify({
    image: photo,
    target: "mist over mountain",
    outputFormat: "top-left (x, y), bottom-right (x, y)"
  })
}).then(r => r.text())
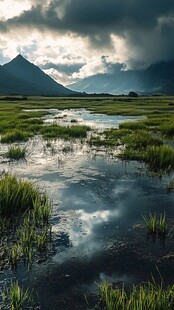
top-left (68, 60), bottom-right (174, 95)
top-left (0, 55), bottom-right (76, 96)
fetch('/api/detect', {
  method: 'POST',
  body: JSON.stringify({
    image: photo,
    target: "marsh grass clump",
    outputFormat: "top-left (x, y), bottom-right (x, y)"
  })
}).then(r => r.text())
top-left (120, 130), bottom-right (174, 171)
top-left (1, 129), bottom-right (32, 143)
top-left (0, 174), bottom-right (52, 268)
top-left (89, 136), bottom-right (119, 147)
top-left (0, 173), bottom-right (52, 221)
top-left (160, 121), bottom-right (174, 136)
top-left (142, 212), bottom-right (167, 235)
top-left (1, 280), bottom-right (33, 310)
top-left (0, 174), bottom-right (40, 218)
top-left (119, 120), bottom-right (146, 130)
top-left (89, 129), bottom-right (131, 148)
top-left (40, 124), bottom-right (90, 140)
top-left (98, 281), bottom-right (174, 310)
top-left (120, 148), bottom-right (145, 161)
top-left (5, 146), bottom-right (26, 160)
top-left (125, 130), bottom-right (163, 149)
top-left (146, 145), bottom-right (174, 170)
top-left (120, 130), bottom-right (163, 162)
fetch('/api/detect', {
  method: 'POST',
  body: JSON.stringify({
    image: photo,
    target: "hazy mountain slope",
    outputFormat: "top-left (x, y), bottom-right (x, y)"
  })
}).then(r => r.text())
top-left (3, 54), bottom-right (75, 96)
top-left (68, 60), bottom-right (174, 95)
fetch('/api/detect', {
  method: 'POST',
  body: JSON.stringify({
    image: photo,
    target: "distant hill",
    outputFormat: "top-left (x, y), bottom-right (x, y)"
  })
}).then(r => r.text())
top-left (68, 60), bottom-right (174, 95)
top-left (1, 54), bottom-right (76, 96)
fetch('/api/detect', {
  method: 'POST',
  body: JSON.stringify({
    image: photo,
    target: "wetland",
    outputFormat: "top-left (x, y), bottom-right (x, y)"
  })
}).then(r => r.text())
top-left (1, 96), bottom-right (174, 309)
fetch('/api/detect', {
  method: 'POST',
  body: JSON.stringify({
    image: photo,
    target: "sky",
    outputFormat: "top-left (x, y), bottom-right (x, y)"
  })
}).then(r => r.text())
top-left (0, 0), bottom-right (174, 86)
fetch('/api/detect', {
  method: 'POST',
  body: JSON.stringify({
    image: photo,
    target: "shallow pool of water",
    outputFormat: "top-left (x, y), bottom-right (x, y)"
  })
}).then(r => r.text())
top-left (25, 108), bottom-right (146, 129)
top-left (0, 115), bottom-right (174, 309)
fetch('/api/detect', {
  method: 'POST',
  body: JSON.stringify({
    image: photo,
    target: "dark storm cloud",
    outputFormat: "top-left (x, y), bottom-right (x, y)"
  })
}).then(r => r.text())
top-left (2, 0), bottom-right (173, 35)
top-left (1, 0), bottom-right (174, 64)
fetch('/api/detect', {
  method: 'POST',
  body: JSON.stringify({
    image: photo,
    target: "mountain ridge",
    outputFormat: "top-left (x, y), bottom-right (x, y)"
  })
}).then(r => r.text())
top-left (68, 60), bottom-right (174, 95)
top-left (0, 54), bottom-right (76, 96)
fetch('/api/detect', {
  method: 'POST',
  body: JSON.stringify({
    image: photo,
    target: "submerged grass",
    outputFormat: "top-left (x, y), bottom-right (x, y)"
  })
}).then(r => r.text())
top-left (98, 281), bottom-right (174, 310)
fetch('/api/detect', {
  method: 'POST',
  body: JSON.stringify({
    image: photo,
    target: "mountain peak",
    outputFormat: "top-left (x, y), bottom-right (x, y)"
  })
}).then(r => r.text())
top-left (12, 54), bottom-right (28, 63)
top-left (16, 53), bottom-right (24, 58)
top-left (2, 55), bottom-right (76, 95)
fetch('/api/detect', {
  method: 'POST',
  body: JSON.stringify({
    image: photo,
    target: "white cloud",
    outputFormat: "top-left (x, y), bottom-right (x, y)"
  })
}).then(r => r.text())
top-left (0, 27), bottom-right (129, 85)
top-left (0, 0), bottom-right (31, 20)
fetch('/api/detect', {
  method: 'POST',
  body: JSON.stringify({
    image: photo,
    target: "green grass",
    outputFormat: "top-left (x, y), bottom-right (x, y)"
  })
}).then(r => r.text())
top-left (119, 120), bottom-right (146, 130)
top-left (160, 121), bottom-right (174, 136)
top-left (89, 129), bottom-right (131, 147)
top-left (117, 130), bottom-right (174, 171)
top-left (1, 280), bottom-right (33, 310)
top-left (146, 145), bottom-right (174, 170)
top-left (119, 131), bottom-right (164, 165)
top-left (123, 130), bottom-right (163, 149)
top-left (0, 174), bottom-right (50, 218)
top-left (0, 174), bottom-right (52, 268)
top-left (142, 212), bottom-right (167, 235)
top-left (5, 146), bottom-right (26, 160)
top-left (40, 124), bottom-right (90, 140)
top-left (98, 281), bottom-right (174, 310)
top-left (1, 129), bottom-right (32, 143)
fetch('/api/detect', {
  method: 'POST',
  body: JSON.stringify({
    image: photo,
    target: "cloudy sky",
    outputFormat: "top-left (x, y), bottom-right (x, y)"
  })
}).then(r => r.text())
top-left (0, 0), bottom-right (174, 86)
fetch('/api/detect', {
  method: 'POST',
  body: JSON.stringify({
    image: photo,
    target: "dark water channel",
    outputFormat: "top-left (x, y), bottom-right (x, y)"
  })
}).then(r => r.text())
top-left (0, 110), bottom-right (174, 309)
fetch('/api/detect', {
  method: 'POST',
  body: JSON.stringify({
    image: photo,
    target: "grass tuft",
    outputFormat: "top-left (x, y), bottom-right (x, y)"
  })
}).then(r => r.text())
top-left (146, 145), bottom-right (174, 170)
top-left (0, 174), bottom-right (50, 219)
top-left (1, 280), bottom-right (33, 310)
top-left (5, 146), bottom-right (26, 160)
top-left (40, 124), bottom-right (90, 140)
top-left (142, 212), bottom-right (167, 235)
top-left (98, 280), bottom-right (174, 310)
top-left (1, 129), bottom-right (32, 143)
